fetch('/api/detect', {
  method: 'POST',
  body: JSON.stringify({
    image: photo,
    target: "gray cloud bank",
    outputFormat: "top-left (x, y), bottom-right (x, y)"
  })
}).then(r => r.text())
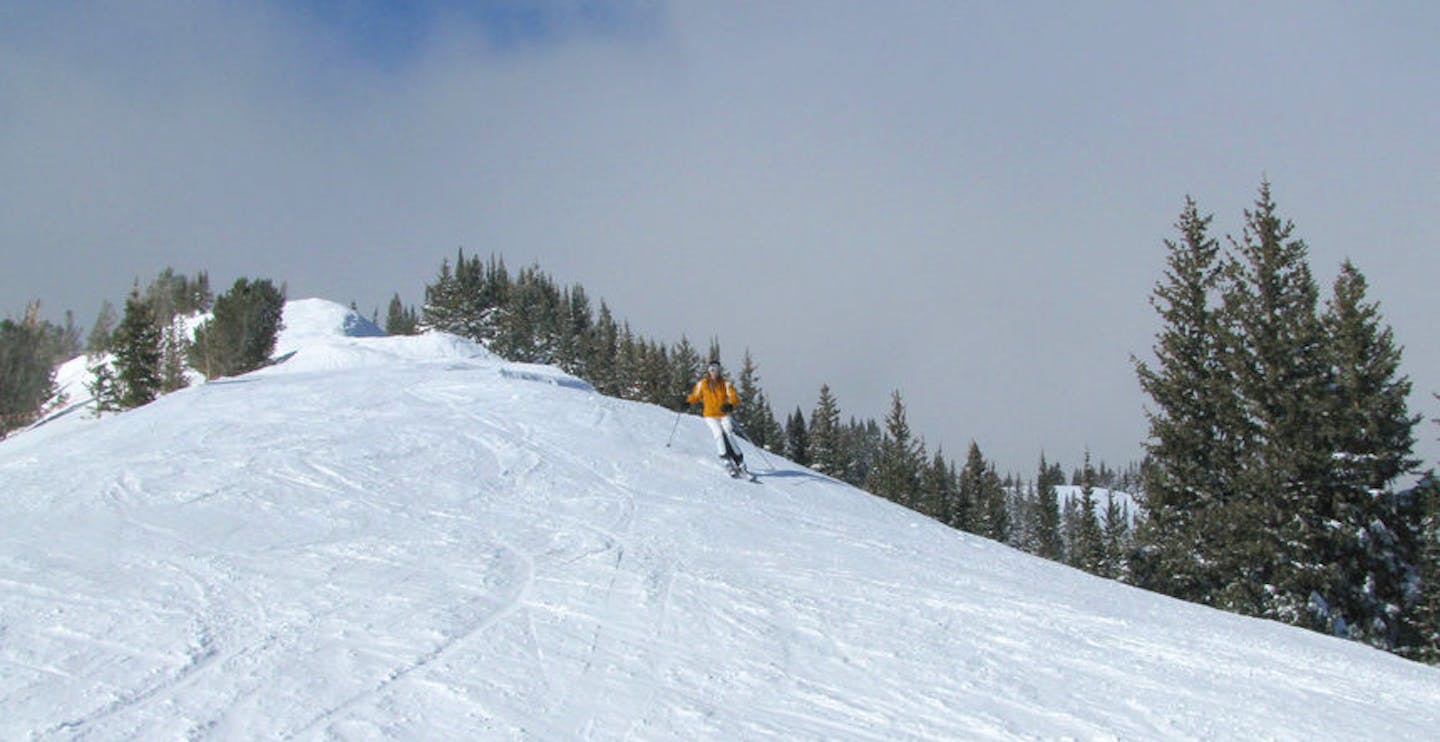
top-left (3, 1), bottom-right (1437, 475)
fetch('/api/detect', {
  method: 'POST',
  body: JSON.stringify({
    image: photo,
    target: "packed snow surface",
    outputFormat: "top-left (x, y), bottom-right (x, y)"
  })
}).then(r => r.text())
top-left (2, 299), bottom-right (1437, 739)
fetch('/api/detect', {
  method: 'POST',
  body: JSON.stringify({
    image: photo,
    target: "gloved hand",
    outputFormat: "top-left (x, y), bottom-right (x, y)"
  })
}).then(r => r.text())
top-left (721, 403), bottom-right (734, 413)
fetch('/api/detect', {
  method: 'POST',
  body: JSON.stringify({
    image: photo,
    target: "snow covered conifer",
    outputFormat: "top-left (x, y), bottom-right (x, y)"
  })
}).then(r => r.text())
top-left (1133, 196), bottom-right (1235, 605)
top-left (1221, 183), bottom-right (1332, 622)
top-left (1315, 260), bottom-right (1422, 646)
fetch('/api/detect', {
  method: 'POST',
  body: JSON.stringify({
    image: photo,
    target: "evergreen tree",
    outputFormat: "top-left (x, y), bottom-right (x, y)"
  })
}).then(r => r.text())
top-left (55, 310), bottom-right (82, 360)
top-left (753, 394), bottom-right (784, 453)
top-left (1072, 451), bottom-right (1104, 574)
top-left (669, 337), bottom-right (702, 411)
top-left (138, 269), bottom-right (207, 324)
top-left (1101, 491), bottom-right (1132, 581)
top-left (984, 464), bottom-right (1011, 545)
top-left (1032, 453), bottom-right (1064, 561)
top-left (807, 384), bottom-right (846, 478)
top-left (734, 350), bottom-right (765, 438)
top-left (189, 278), bottom-right (285, 380)
top-left (0, 306), bottom-right (59, 435)
top-left (844, 417), bottom-right (882, 488)
top-left (386, 293), bottom-right (419, 335)
top-left (868, 391), bottom-right (923, 507)
top-left (557, 286), bottom-right (595, 379)
top-left (587, 302), bottom-right (620, 396)
top-left (614, 323), bottom-right (640, 399)
top-left (87, 356), bottom-right (121, 413)
top-left (1011, 481), bottom-right (1038, 553)
top-left (956, 442), bottom-right (989, 534)
top-left (159, 318), bottom-right (191, 393)
top-left (916, 449), bottom-right (952, 521)
top-left (1062, 495), bottom-right (1082, 567)
top-left (784, 407), bottom-right (810, 466)
top-left (1221, 182), bottom-right (1332, 622)
top-left (420, 257), bottom-right (461, 334)
top-left (1133, 196), bottom-right (1236, 604)
top-left (111, 285), bottom-right (163, 409)
top-left (86, 300), bottom-right (117, 356)
top-left (1316, 260), bottom-right (1422, 646)
top-left (1404, 471), bottom-right (1440, 663)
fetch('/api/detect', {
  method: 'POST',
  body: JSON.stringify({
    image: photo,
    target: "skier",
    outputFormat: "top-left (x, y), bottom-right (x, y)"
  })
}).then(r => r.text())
top-left (686, 360), bottom-right (748, 477)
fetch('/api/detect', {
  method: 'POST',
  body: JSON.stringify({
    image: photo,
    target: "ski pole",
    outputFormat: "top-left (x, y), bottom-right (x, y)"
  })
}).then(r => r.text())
top-left (665, 408), bottom-right (683, 447)
top-left (730, 418), bottom-right (775, 470)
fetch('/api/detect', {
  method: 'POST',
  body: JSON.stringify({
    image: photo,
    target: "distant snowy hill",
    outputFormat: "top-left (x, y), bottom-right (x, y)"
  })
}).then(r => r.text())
top-left (2, 299), bottom-right (1437, 739)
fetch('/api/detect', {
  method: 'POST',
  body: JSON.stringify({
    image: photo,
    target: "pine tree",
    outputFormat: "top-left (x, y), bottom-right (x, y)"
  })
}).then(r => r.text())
top-left (734, 350), bottom-right (764, 437)
top-left (159, 318), bottom-right (191, 393)
top-left (111, 285), bottom-right (163, 409)
top-left (189, 278), bottom-right (285, 380)
top-left (1221, 182), bottom-right (1332, 622)
top-left (1404, 471), bottom-right (1440, 663)
top-left (587, 302), bottom-right (620, 396)
top-left (844, 417), bottom-right (882, 488)
top-left (868, 391), bottom-right (922, 507)
top-left (557, 286), bottom-right (595, 379)
top-left (421, 257), bottom-right (461, 333)
top-left (1315, 260), bottom-right (1422, 646)
top-left (1101, 491), bottom-right (1132, 581)
top-left (1073, 451), bottom-right (1105, 574)
top-left (386, 293), bottom-right (419, 335)
top-left (87, 357), bottom-right (121, 413)
top-left (0, 307), bottom-right (59, 435)
top-left (785, 407), bottom-right (810, 466)
top-left (1133, 196), bottom-right (1236, 604)
top-left (86, 300), bottom-right (117, 356)
top-left (956, 442), bottom-right (990, 534)
top-left (669, 337), bottom-right (702, 411)
top-left (990, 466), bottom-right (1013, 541)
top-left (1032, 453), bottom-right (1064, 561)
top-left (917, 450), bottom-right (953, 521)
top-left (751, 394), bottom-right (784, 452)
top-left (1062, 495), bottom-right (1082, 566)
top-left (807, 384), bottom-right (846, 478)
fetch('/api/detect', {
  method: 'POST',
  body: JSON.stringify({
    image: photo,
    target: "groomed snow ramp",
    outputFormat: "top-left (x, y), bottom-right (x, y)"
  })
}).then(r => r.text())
top-left (2, 299), bottom-right (1437, 740)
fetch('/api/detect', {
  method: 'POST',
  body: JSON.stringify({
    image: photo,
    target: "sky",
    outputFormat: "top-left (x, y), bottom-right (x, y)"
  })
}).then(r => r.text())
top-left (3, 0), bottom-right (1438, 476)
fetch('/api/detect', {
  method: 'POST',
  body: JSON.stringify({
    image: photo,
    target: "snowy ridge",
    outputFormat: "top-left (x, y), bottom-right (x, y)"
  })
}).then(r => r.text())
top-left (1, 300), bottom-right (1437, 739)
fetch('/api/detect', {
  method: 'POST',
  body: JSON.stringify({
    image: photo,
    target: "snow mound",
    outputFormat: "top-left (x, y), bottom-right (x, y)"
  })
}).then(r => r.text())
top-left (276, 297), bottom-right (384, 342)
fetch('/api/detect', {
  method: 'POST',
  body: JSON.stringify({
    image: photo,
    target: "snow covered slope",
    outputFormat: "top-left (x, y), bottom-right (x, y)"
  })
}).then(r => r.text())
top-left (2, 300), bottom-right (1437, 740)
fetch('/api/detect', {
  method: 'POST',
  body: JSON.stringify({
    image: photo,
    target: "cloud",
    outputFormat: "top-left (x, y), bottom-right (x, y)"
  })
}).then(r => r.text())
top-left (3, 1), bottom-right (1437, 475)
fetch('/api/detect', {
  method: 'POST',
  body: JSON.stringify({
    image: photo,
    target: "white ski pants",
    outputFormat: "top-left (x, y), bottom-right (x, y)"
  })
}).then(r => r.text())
top-left (704, 415), bottom-right (739, 459)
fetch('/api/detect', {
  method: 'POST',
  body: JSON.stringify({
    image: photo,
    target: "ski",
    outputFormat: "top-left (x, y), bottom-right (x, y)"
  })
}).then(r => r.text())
top-left (727, 466), bottom-right (760, 483)
top-left (723, 461), bottom-right (760, 483)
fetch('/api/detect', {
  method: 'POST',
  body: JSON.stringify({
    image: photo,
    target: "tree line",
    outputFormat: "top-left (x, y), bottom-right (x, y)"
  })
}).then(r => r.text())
top-left (417, 251), bottom-right (1145, 582)
top-left (0, 268), bottom-right (286, 428)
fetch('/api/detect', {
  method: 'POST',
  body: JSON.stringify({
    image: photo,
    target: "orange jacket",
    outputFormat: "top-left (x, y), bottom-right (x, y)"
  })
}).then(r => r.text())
top-left (688, 377), bottom-right (739, 418)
